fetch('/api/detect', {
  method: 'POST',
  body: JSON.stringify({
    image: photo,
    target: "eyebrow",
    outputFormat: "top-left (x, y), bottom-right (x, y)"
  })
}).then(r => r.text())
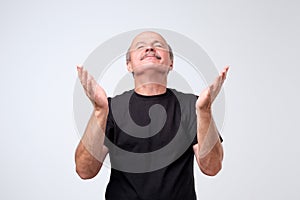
top-left (134, 40), bottom-right (166, 47)
top-left (152, 40), bottom-right (165, 45)
top-left (134, 42), bottom-right (146, 47)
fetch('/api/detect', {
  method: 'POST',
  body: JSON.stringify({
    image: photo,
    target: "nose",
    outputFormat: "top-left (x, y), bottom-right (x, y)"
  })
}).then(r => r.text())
top-left (145, 46), bottom-right (155, 53)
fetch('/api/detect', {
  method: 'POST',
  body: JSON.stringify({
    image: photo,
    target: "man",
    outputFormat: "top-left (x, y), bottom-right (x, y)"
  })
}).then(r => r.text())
top-left (75, 31), bottom-right (229, 199)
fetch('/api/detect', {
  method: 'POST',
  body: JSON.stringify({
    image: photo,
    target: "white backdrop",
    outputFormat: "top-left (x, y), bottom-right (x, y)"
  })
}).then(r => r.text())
top-left (0, 0), bottom-right (299, 199)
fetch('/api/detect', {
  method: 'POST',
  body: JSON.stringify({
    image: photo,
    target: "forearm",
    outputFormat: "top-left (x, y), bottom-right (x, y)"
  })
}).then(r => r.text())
top-left (196, 110), bottom-right (223, 176)
top-left (75, 109), bottom-right (108, 179)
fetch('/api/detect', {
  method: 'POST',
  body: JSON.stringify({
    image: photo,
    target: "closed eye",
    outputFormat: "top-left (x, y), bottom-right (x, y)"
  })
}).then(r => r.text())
top-left (154, 43), bottom-right (167, 49)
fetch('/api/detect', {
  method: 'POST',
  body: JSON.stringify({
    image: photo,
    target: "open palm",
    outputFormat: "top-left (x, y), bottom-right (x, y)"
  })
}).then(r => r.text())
top-left (196, 66), bottom-right (229, 111)
top-left (77, 66), bottom-right (108, 110)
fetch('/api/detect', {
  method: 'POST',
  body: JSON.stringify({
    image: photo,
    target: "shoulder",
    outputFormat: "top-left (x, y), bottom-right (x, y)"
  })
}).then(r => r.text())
top-left (168, 88), bottom-right (198, 120)
top-left (107, 90), bottom-right (134, 105)
top-left (109, 90), bottom-right (134, 100)
top-left (168, 88), bottom-right (198, 102)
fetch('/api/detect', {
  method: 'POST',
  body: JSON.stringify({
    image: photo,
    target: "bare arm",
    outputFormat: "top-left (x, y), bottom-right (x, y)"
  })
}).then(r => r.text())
top-left (193, 66), bottom-right (229, 176)
top-left (193, 112), bottom-right (223, 176)
top-left (75, 66), bottom-right (109, 179)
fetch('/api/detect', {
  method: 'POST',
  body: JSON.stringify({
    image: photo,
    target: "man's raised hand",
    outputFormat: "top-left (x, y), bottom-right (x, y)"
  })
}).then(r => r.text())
top-left (196, 66), bottom-right (229, 112)
top-left (77, 66), bottom-right (108, 112)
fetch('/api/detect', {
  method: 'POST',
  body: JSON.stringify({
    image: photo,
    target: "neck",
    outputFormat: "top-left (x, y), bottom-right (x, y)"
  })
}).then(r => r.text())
top-left (134, 83), bottom-right (167, 96)
top-left (134, 72), bottom-right (168, 96)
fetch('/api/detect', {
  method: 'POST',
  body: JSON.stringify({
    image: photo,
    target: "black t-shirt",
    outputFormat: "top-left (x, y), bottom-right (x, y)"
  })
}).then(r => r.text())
top-left (104, 88), bottom-right (200, 200)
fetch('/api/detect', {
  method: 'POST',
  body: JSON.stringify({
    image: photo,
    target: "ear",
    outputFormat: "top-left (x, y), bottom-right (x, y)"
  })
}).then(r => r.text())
top-left (169, 61), bottom-right (173, 71)
top-left (127, 62), bottom-right (133, 73)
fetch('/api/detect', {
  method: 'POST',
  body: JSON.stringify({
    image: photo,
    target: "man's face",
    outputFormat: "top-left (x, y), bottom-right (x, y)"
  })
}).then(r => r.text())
top-left (127, 32), bottom-right (173, 73)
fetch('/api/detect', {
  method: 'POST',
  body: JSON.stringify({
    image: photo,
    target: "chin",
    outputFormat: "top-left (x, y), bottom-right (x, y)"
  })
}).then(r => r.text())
top-left (133, 63), bottom-right (169, 75)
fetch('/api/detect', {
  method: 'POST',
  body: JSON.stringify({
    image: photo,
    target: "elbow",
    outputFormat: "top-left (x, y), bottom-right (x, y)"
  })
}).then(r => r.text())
top-left (77, 172), bottom-right (89, 180)
top-left (200, 161), bottom-right (222, 177)
top-left (76, 168), bottom-right (92, 180)
top-left (75, 151), bottom-right (102, 180)
top-left (75, 165), bottom-right (100, 180)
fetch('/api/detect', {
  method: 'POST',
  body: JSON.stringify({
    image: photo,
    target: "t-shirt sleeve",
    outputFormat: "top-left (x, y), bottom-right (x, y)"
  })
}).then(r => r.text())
top-left (104, 97), bottom-right (115, 146)
top-left (191, 129), bottom-right (223, 146)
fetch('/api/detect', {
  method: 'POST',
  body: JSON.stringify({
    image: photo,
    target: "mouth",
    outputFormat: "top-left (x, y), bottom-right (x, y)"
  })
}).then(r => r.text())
top-left (141, 53), bottom-right (161, 60)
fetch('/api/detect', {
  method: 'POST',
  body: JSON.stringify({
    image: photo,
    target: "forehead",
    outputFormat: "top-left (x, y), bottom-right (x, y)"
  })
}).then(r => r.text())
top-left (130, 32), bottom-right (168, 46)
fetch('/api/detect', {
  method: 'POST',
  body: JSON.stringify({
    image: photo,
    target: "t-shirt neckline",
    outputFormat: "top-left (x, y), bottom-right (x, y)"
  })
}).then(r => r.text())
top-left (133, 88), bottom-right (171, 100)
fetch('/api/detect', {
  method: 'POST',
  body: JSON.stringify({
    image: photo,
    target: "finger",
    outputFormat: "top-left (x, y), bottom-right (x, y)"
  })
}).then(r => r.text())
top-left (77, 65), bottom-right (83, 78)
top-left (221, 68), bottom-right (227, 78)
top-left (217, 67), bottom-right (229, 91)
top-left (81, 68), bottom-right (88, 90)
top-left (77, 65), bottom-right (83, 71)
top-left (223, 66), bottom-right (229, 79)
top-left (216, 73), bottom-right (223, 87)
top-left (86, 74), bottom-right (95, 98)
top-left (211, 75), bottom-right (220, 94)
top-left (209, 84), bottom-right (219, 102)
top-left (221, 71), bottom-right (226, 82)
top-left (224, 65), bottom-right (229, 72)
top-left (220, 66), bottom-right (229, 81)
top-left (90, 79), bottom-right (99, 103)
top-left (212, 76), bottom-right (223, 96)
